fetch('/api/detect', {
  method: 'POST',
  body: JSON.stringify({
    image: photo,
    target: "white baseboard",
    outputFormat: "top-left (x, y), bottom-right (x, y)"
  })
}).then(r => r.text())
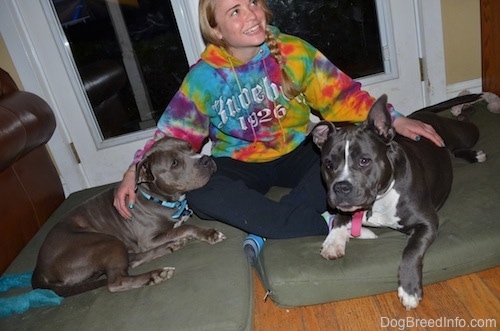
top-left (446, 78), bottom-right (483, 98)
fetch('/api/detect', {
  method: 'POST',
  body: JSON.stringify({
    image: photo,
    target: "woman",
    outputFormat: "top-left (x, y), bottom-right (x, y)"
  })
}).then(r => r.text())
top-left (114, 0), bottom-right (442, 242)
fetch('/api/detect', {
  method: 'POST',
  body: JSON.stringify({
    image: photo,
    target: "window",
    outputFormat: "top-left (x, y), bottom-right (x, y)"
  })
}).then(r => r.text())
top-left (267, 0), bottom-right (385, 79)
top-left (51, 0), bottom-right (190, 139)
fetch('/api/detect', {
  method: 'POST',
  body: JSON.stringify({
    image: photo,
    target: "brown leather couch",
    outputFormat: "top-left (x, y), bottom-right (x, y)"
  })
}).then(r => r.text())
top-left (0, 68), bottom-right (64, 274)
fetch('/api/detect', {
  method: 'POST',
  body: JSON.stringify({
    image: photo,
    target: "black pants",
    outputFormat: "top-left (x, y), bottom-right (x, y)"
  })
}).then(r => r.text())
top-left (187, 138), bottom-right (329, 239)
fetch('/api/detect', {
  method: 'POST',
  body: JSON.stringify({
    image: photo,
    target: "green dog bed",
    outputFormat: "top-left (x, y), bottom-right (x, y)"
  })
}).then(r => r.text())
top-left (0, 186), bottom-right (253, 331)
top-left (256, 103), bottom-right (500, 307)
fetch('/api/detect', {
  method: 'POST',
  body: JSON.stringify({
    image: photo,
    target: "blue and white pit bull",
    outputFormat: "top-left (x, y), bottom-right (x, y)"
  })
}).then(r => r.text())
top-left (312, 95), bottom-right (486, 310)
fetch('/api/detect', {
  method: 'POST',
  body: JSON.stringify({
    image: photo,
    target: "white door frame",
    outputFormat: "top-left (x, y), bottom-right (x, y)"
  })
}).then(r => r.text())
top-left (416, 0), bottom-right (448, 104)
top-left (0, 0), bottom-right (447, 195)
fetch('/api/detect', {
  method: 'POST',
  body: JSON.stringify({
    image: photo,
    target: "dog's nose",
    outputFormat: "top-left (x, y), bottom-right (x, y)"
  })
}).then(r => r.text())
top-left (333, 181), bottom-right (352, 197)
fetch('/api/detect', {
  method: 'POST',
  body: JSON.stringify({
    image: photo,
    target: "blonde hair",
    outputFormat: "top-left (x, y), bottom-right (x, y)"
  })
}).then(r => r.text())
top-left (198, 0), bottom-right (301, 98)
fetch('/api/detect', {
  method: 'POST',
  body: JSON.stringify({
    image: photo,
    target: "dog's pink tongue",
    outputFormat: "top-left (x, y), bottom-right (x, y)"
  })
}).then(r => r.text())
top-left (350, 211), bottom-right (364, 237)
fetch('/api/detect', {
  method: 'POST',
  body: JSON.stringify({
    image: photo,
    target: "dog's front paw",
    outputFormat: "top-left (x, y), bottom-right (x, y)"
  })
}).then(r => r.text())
top-left (148, 267), bottom-right (175, 285)
top-left (398, 286), bottom-right (422, 310)
top-left (320, 242), bottom-right (346, 260)
top-left (204, 229), bottom-right (226, 244)
top-left (320, 226), bottom-right (349, 260)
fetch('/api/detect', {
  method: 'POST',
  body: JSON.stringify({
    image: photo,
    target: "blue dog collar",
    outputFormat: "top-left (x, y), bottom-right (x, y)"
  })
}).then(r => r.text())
top-left (139, 190), bottom-right (192, 219)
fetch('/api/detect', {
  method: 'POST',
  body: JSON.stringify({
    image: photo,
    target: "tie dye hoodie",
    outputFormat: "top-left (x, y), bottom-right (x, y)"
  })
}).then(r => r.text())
top-left (133, 26), bottom-right (398, 163)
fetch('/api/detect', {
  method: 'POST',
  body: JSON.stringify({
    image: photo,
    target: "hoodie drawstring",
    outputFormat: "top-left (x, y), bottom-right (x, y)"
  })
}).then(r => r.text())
top-left (227, 50), bottom-right (287, 151)
top-left (228, 56), bottom-right (259, 147)
top-left (261, 50), bottom-right (287, 149)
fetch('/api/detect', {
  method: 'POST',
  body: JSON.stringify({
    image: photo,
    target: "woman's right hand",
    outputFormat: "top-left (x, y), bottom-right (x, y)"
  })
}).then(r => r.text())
top-left (113, 167), bottom-right (137, 220)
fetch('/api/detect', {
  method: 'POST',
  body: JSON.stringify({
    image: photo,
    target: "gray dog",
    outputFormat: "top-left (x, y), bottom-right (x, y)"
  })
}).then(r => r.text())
top-left (32, 137), bottom-right (225, 297)
top-left (312, 95), bottom-right (485, 309)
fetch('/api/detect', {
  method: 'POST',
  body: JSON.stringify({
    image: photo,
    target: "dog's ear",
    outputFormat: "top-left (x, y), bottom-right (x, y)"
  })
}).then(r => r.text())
top-left (367, 94), bottom-right (395, 142)
top-left (312, 121), bottom-right (336, 149)
top-left (136, 157), bottom-right (155, 184)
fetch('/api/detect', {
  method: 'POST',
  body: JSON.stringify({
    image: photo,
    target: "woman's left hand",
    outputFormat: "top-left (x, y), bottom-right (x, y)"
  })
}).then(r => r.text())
top-left (393, 117), bottom-right (445, 147)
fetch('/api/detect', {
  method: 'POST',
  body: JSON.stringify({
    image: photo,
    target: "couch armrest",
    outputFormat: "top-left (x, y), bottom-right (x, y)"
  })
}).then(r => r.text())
top-left (0, 68), bottom-right (64, 274)
top-left (0, 90), bottom-right (56, 172)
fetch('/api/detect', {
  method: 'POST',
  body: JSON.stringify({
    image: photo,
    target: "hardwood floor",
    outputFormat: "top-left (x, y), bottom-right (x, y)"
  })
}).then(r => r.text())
top-left (252, 266), bottom-right (499, 330)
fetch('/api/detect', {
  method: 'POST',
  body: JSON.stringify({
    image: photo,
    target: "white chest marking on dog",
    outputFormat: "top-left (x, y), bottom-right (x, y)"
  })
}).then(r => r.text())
top-left (174, 215), bottom-right (189, 228)
top-left (339, 140), bottom-right (351, 180)
top-left (362, 180), bottom-right (402, 229)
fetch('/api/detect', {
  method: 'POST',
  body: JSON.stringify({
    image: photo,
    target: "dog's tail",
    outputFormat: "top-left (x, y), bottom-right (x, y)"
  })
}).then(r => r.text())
top-left (414, 93), bottom-right (482, 113)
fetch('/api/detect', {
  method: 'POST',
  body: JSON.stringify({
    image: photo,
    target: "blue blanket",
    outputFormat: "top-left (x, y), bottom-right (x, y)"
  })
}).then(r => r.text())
top-left (0, 272), bottom-right (63, 318)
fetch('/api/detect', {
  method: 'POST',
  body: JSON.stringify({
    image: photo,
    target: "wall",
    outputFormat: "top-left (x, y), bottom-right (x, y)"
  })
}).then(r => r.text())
top-left (441, 0), bottom-right (481, 86)
top-left (0, 34), bottom-right (23, 89)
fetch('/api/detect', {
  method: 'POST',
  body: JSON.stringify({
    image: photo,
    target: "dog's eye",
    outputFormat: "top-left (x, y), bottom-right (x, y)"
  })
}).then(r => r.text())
top-left (359, 158), bottom-right (371, 167)
top-left (171, 160), bottom-right (179, 168)
top-left (324, 159), bottom-right (334, 170)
